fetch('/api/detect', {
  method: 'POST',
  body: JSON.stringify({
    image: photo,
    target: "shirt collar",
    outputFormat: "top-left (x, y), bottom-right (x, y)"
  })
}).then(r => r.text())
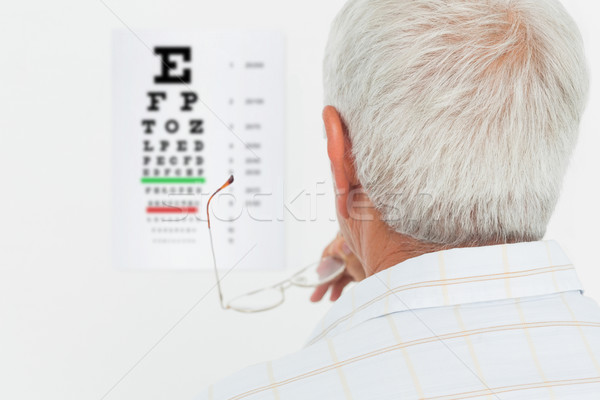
top-left (304, 240), bottom-right (583, 347)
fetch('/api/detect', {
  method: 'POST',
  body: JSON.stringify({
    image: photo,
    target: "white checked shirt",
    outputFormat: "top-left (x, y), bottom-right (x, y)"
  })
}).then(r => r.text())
top-left (197, 240), bottom-right (600, 399)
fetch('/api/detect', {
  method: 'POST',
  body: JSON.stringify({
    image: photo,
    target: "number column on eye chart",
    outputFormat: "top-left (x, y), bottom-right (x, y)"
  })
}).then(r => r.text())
top-left (224, 57), bottom-right (269, 249)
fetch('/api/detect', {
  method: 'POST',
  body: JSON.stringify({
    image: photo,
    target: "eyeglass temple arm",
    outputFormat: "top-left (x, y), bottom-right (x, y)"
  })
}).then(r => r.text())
top-left (207, 175), bottom-right (235, 310)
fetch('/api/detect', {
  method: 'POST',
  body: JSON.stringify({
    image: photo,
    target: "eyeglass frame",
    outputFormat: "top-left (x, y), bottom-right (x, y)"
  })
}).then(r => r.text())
top-left (206, 175), bottom-right (346, 313)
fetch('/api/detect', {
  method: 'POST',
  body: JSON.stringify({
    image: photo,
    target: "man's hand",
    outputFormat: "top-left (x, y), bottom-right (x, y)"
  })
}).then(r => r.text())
top-left (310, 233), bottom-right (361, 302)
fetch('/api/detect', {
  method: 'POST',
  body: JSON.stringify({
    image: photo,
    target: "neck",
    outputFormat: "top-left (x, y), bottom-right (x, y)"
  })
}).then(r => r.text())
top-left (345, 198), bottom-right (505, 279)
top-left (355, 220), bottom-right (507, 278)
top-left (354, 217), bottom-right (450, 278)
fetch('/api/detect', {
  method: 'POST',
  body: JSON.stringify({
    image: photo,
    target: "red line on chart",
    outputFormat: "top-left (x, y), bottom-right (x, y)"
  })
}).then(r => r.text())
top-left (146, 207), bottom-right (198, 214)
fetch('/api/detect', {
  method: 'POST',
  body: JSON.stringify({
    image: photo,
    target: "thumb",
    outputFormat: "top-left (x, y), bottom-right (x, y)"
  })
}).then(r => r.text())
top-left (330, 235), bottom-right (354, 263)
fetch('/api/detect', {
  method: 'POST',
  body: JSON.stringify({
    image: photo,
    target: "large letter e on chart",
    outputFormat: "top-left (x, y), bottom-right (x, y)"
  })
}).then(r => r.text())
top-left (154, 46), bottom-right (192, 84)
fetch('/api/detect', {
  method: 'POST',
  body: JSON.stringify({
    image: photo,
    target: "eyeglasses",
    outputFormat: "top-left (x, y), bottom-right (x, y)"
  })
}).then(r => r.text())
top-left (207, 175), bottom-right (346, 313)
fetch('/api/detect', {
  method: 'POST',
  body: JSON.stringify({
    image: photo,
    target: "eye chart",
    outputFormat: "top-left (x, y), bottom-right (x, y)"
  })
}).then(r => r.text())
top-left (112, 31), bottom-right (285, 271)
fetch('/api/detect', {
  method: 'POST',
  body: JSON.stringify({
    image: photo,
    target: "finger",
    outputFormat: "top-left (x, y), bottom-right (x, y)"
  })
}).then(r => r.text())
top-left (310, 283), bottom-right (330, 302)
top-left (321, 235), bottom-right (338, 256)
top-left (329, 275), bottom-right (353, 301)
top-left (312, 233), bottom-right (352, 303)
top-left (316, 254), bottom-right (345, 276)
top-left (321, 233), bottom-right (346, 258)
top-left (330, 236), bottom-right (354, 262)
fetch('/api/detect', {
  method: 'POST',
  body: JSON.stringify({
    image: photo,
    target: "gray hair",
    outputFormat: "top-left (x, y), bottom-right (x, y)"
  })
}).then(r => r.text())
top-left (323, 0), bottom-right (589, 245)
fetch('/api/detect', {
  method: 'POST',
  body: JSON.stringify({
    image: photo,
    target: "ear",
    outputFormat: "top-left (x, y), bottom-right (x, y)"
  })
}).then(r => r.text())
top-left (323, 106), bottom-right (358, 220)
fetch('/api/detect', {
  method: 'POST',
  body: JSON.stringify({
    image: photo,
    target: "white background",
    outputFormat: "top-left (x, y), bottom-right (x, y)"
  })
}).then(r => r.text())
top-left (0, 1), bottom-right (598, 399)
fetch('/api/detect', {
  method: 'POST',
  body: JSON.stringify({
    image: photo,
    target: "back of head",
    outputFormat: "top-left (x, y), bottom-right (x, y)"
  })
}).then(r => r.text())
top-left (323, 0), bottom-right (589, 246)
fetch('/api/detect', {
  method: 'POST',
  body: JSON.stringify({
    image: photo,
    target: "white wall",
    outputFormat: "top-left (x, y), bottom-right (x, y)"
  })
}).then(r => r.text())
top-left (0, 1), bottom-right (598, 399)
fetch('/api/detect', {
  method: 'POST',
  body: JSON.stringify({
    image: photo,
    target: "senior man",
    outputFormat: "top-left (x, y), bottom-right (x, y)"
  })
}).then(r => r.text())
top-left (199, 0), bottom-right (599, 398)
